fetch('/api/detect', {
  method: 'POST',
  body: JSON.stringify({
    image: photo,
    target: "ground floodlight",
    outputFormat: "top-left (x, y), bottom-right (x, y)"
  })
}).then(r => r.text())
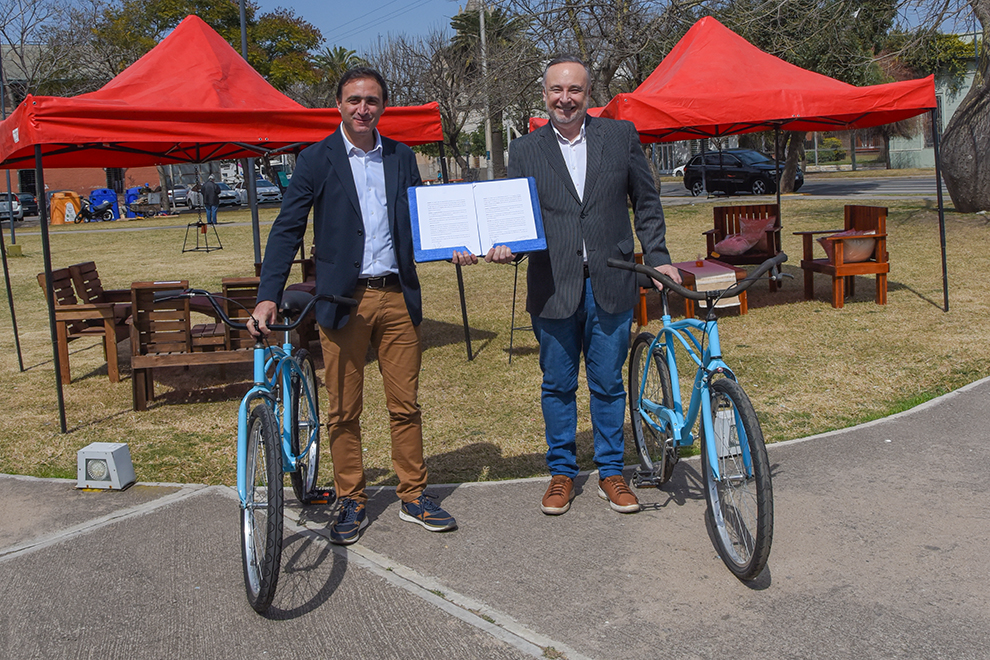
top-left (76, 442), bottom-right (136, 490)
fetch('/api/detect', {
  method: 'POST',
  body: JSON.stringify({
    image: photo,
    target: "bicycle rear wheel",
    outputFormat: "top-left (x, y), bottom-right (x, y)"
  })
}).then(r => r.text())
top-left (701, 378), bottom-right (773, 580)
top-left (289, 349), bottom-right (320, 503)
top-left (241, 403), bottom-right (284, 613)
top-left (629, 332), bottom-right (677, 487)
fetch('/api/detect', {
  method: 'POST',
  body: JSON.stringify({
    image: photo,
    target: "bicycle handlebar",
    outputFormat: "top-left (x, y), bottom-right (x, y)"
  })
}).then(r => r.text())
top-left (607, 253), bottom-right (788, 302)
top-left (153, 288), bottom-right (357, 332)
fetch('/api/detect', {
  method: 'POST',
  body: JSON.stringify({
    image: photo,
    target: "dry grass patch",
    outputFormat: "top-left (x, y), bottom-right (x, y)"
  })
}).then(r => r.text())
top-left (0, 198), bottom-right (986, 488)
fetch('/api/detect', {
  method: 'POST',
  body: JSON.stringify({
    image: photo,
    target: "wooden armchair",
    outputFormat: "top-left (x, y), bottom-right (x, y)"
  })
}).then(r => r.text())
top-left (68, 261), bottom-right (131, 322)
top-left (221, 277), bottom-right (268, 349)
top-left (704, 203), bottom-right (782, 291)
top-left (38, 267), bottom-right (129, 383)
top-left (793, 205), bottom-right (889, 308)
top-left (130, 280), bottom-right (193, 409)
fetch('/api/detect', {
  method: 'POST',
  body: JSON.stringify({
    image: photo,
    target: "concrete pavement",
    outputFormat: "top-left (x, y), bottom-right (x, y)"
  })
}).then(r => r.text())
top-left (2, 377), bottom-right (988, 659)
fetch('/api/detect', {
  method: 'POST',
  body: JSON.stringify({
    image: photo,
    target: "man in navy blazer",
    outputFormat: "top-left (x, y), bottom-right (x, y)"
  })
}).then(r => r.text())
top-left (468, 55), bottom-right (681, 516)
top-left (252, 68), bottom-right (455, 545)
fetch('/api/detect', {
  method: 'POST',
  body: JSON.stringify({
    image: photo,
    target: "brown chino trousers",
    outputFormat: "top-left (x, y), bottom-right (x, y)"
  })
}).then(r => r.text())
top-left (319, 283), bottom-right (427, 504)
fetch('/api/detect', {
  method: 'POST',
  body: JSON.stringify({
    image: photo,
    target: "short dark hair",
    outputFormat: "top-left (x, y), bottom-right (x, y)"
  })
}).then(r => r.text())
top-left (543, 54), bottom-right (591, 90)
top-left (336, 67), bottom-right (389, 105)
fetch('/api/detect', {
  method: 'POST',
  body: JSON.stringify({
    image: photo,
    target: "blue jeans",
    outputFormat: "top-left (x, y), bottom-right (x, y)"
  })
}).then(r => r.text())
top-left (205, 205), bottom-right (218, 224)
top-left (531, 278), bottom-right (633, 479)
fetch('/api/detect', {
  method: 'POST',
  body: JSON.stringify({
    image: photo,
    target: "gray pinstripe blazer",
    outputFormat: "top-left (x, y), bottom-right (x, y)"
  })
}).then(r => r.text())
top-left (507, 116), bottom-right (672, 319)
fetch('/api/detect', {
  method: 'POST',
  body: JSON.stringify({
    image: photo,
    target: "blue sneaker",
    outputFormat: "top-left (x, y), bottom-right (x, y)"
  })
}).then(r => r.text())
top-left (399, 495), bottom-right (457, 532)
top-left (329, 498), bottom-right (368, 545)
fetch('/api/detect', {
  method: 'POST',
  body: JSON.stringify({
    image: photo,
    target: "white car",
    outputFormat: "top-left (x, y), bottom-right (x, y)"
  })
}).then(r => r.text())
top-left (236, 179), bottom-right (282, 205)
top-left (0, 193), bottom-right (23, 221)
top-left (189, 181), bottom-right (241, 208)
top-left (672, 164), bottom-right (687, 178)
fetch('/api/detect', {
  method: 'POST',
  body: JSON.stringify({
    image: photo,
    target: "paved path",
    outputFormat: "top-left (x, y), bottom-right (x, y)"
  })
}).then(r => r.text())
top-left (2, 377), bottom-right (988, 659)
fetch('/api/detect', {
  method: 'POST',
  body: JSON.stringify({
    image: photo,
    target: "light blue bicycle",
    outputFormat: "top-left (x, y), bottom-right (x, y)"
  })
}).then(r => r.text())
top-left (161, 288), bottom-right (354, 612)
top-left (608, 253), bottom-right (787, 580)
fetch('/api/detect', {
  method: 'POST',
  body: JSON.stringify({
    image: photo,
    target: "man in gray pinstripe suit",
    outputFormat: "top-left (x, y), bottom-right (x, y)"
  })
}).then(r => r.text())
top-left (477, 55), bottom-right (681, 515)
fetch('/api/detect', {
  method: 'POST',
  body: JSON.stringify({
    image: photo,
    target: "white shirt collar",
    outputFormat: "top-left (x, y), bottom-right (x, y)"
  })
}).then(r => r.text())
top-left (341, 129), bottom-right (383, 155)
top-left (550, 118), bottom-right (587, 146)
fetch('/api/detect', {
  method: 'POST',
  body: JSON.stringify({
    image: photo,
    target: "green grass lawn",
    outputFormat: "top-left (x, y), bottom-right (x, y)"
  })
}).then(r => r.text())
top-left (0, 195), bottom-right (986, 489)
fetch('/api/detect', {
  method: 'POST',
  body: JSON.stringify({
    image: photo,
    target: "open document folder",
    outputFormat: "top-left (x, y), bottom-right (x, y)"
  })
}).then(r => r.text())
top-left (409, 177), bottom-right (546, 262)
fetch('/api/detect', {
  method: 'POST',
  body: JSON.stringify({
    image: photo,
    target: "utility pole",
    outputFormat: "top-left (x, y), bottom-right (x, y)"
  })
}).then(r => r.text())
top-left (239, 0), bottom-right (262, 265)
top-left (480, 2), bottom-right (493, 181)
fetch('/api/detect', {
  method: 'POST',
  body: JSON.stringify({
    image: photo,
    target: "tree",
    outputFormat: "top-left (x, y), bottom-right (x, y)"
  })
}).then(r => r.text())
top-left (936, 1), bottom-right (989, 211)
top-left (289, 46), bottom-right (365, 108)
top-left (0, 0), bottom-right (83, 102)
top-left (450, 5), bottom-right (535, 177)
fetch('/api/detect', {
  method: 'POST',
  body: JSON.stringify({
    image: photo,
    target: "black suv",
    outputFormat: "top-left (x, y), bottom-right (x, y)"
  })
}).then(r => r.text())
top-left (683, 148), bottom-right (803, 197)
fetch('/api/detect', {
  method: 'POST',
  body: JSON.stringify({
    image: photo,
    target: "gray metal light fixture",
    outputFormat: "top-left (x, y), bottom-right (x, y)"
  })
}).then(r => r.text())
top-left (76, 442), bottom-right (136, 490)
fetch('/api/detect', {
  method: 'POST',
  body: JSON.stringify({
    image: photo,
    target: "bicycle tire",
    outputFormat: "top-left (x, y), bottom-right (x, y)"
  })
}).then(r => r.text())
top-left (629, 332), bottom-right (678, 487)
top-left (289, 349), bottom-right (320, 503)
top-left (241, 403), bottom-right (284, 613)
top-left (700, 378), bottom-right (773, 580)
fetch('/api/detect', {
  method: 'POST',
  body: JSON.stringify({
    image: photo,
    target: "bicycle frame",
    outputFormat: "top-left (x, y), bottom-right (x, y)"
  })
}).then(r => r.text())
top-left (636, 304), bottom-right (754, 483)
top-left (235, 336), bottom-right (319, 504)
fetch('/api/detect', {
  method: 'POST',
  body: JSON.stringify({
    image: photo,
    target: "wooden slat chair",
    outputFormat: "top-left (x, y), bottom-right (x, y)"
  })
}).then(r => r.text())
top-left (703, 203), bottom-right (782, 291)
top-left (68, 261), bottom-right (131, 323)
top-left (130, 280), bottom-right (255, 410)
top-left (221, 277), bottom-right (268, 349)
top-left (793, 205), bottom-right (889, 309)
top-left (38, 267), bottom-right (130, 383)
top-left (130, 280), bottom-right (192, 409)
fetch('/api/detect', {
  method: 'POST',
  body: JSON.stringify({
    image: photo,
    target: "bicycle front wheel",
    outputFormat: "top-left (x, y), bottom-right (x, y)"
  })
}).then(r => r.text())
top-left (700, 378), bottom-right (773, 580)
top-left (289, 349), bottom-right (320, 503)
top-left (241, 403), bottom-right (284, 613)
top-left (629, 332), bottom-right (677, 487)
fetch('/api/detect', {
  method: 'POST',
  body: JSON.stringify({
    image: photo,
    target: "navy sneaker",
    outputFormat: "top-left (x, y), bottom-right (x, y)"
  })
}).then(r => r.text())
top-left (399, 495), bottom-right (457, 532)
top-left (328, 497), bottom-right (368, 545)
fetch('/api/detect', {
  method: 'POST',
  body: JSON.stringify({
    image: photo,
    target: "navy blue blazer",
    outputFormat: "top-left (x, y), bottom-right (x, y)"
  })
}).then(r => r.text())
top-left (257, 127), bottom-right (424, 329)
top-left (507, 116), bottom-right (671, 319)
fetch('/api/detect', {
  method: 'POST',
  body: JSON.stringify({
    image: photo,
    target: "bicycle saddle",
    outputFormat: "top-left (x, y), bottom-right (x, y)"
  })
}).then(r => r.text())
top-left (279, 289), bottom-right (313, 320)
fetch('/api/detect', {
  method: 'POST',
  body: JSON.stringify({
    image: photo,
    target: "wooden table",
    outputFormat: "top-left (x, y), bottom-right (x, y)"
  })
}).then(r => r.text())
top-left (673, 259), bottom-right (748, 318)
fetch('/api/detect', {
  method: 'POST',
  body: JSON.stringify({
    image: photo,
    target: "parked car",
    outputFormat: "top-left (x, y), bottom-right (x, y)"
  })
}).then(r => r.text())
top-left (235, 178), bottom-right (282, 205)
top-left (188, 181), bottom-right (241, 208)
top-left (15, 192), bottom-right (38, 217)
top-left (167, 185), bottom-right (191, 208)
top-left (0, 192), bottom-right (23, 221)
top-left (683, 149), bottom-right (803, 196)
top-left (671, 163), bottom-right (687, 178)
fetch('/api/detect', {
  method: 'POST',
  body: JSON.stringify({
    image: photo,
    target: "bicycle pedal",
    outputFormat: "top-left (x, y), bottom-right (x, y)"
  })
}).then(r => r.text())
top-left (302, 487), bottom-right (336, 506)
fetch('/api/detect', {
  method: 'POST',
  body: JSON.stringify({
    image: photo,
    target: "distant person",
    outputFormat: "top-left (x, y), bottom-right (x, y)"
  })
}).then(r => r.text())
top-left (201, 175), bottom-right (220, 225)
top-left (250, 67), bottom-right (456, 545)
top-left (456, 55), bottom-right (681, 516)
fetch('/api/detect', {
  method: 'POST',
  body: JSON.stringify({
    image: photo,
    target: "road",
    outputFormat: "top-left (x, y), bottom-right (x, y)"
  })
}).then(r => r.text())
top-left (661, 174), bottom-right (947, 199)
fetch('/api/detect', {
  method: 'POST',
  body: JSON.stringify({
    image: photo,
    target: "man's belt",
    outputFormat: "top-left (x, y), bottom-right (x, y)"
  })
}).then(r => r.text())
top-left (357, 273), bottom-right (400, 289)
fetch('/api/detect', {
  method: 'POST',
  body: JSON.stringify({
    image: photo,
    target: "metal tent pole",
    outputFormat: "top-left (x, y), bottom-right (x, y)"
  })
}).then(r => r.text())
top-left (238, 0), bottom-right (262, 266)
top-left (930, 108), bottom-right (949, 312)
top-left (0, 39), bottom-right (23, 370)
top-left (36, 146), bottom-right (67, 433)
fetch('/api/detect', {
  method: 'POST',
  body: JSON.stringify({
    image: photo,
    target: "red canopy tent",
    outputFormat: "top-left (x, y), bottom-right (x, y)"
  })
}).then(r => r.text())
top-left (600, 17), bottom-right (936, 141)
top-left (0, 15), bottom-right (446, 432)
top-left (0, 15), bottom-right (441, 169)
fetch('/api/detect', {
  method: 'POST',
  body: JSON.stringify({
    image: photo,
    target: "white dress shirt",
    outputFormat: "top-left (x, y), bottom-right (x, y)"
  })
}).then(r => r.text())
top-left (551, 120), bottom-right (588, 260)
top-left (342, 129), bottom-right (396, 278)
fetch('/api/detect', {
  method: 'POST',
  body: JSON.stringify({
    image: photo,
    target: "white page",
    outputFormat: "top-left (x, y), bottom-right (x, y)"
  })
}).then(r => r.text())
top-left (413, 184), bottom-right (482, 255)
top-left (473, 178), bottom-right (538, 253)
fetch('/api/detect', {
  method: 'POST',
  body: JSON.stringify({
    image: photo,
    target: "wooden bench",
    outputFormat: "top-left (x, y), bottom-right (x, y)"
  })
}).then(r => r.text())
top-left (68, 261), bottom-right (131, 321)
top-left (130, 280), bottom-right (253, 411)
top-left (704, 203), bottom-right (782, 291)
top-left (38, 267), bottom-right (131, 383)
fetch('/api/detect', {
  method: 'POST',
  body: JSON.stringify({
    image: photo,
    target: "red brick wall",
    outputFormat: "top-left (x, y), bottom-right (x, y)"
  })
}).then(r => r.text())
top-left (37, 166), bottom-right (162, 196)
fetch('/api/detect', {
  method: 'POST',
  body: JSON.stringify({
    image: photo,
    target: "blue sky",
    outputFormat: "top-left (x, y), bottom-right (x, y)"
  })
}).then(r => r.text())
top-left (253, 0), bottom-right (464, 55)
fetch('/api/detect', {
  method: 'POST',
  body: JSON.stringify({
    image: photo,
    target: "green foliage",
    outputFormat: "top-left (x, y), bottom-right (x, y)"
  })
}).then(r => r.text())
top-left (250, 7), bottom-right (322, 89)
top-left (891, 30), bottom-right (973, 93)
top-left (818, 137), bottom-right (846, 162)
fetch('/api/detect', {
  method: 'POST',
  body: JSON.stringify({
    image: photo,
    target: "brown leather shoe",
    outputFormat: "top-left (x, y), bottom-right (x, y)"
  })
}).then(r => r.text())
top-left (541, 475), bottom-right (574, 515)
top-left (598, 475), bottom-right (641, 513)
